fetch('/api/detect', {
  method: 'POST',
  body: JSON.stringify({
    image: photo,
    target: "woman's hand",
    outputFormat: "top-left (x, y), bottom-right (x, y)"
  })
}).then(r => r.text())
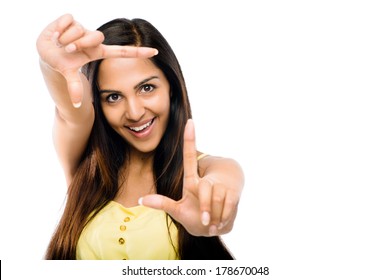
top-left (140, 119), bottom-right (244, 236)
top-left (36, 14), bottom-right (158, 107)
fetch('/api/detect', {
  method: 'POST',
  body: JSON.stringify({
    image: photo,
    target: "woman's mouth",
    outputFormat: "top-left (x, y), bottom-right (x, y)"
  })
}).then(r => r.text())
top-left (125, 118), bottom-right (155, 138)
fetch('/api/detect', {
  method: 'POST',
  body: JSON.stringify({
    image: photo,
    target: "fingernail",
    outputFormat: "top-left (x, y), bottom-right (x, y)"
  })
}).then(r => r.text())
top-left (201, 211), bottom-right (210, 226)
top-left (209, 225), bottom-right (218, 236)
top-left (138, 47), bottom-right (158, 57)
top-left (217, 222), bottom-right (224, 230)
top-left (72, 101), bottom-right (82, 108)
top-left (138, 197), bottom-right (143, 205)
top-left (65, 43), bottom-right (76, 53)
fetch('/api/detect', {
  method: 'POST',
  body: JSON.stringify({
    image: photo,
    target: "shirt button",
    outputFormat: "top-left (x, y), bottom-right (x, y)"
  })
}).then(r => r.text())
top-left (124, 217), bottom-right (130, 222)
top-left (119, 238), bottom-right (125, 245)
top-left (120, 225), bottom-right (126, 231)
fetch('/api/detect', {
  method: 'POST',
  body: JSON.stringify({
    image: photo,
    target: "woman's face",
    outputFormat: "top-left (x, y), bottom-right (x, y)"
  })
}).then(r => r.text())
top-left (98, 58), bottom-right (170, 154)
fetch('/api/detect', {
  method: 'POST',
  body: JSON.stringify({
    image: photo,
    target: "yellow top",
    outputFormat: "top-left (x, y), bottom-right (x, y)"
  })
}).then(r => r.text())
top-left (76, 201), bottom-right (178, 260)
top-left (76, 154), bottom-right (207, 260)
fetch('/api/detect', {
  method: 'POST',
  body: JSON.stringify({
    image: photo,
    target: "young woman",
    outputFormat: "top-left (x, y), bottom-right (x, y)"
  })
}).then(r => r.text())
top-left (36, 14), bottom-right (244, 260)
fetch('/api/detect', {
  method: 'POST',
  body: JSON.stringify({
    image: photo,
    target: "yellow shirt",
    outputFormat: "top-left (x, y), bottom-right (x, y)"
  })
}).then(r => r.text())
top-left (76, 201), bottom-right (179, 260)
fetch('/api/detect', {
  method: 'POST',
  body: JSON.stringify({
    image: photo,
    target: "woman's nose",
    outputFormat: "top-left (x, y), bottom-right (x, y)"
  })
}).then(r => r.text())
top-left (125, 96), bottom-right (145, 121)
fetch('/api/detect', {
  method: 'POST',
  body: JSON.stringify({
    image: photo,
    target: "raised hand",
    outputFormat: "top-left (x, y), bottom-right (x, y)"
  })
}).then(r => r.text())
top-left (140, 119), bottom-right (240, 236)
top-left (36, 14), bottom-right (158, 107)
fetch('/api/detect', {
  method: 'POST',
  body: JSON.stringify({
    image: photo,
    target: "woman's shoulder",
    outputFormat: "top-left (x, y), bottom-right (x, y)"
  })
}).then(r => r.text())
top-left (196, 153), bottom-right (209, 161)
top-left (196, 152), bottom-right (243, 178)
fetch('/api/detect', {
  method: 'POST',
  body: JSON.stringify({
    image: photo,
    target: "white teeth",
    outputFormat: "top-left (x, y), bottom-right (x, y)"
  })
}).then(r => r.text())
top-left (129, 119), bottom-right (153, 132)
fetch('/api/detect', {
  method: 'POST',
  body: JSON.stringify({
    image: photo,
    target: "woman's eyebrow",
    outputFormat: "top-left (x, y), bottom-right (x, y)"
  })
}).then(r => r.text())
top-left (133, 76), bottom-right (159, 90)
top-left (99, 76), bottom-right (160, 94)
top-left (99, 89), bottom-right (120, 95)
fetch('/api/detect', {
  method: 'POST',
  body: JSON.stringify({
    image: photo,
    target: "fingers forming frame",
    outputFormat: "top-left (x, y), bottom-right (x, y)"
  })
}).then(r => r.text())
top-left (219, 190), bottom-right (238, 230)
top-left (53, 14), bottom-right (77, 47)
top-left (59, 23), bottom-right (86, 49)
top-left (49, 14), bottom-right (158, 108)
top-left (200, 180), bottom-right (240, 236)
top-left (100, 45), bottom-right (158, 59)
top-left (183, 119), bottom-right (199, 187)
top-left (62, 69), bottom-right (84, 108)
top-left (198, 178), bottom-right (230, 235)
top-left (53, 14), bottom-right (158, 58)
top-left (209, 184), bottom-right (226, 233)
top-left (65, 31), bottom-right (104, 53)
top-left (198, 178), bottom-right (213, 226)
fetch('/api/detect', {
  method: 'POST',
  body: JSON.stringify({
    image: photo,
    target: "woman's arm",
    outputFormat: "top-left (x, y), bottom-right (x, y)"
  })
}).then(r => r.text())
top-left (37, 14), bottom-right (158, 185)
top-left (41, 61), bottom-right (95, 185)
top-left (37, 15), bottom-right (96, 185)
top-left (41, 62), bottom-right (95, 185)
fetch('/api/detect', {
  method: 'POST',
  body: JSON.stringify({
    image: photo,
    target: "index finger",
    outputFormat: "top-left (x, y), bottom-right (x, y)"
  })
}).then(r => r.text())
top-left (183, 119), bottom-right (199, 185)
top-left (100, 44), bottom-right (158, 59)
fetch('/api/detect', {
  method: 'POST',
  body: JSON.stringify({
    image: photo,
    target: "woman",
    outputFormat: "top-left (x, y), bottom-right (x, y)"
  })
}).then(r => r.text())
top-left (36, 14), bottom-right (244, 260)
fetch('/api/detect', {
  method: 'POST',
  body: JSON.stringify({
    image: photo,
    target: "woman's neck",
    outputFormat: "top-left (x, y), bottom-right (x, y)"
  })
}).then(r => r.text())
top-left (114, 151), bottom-right (156, 207)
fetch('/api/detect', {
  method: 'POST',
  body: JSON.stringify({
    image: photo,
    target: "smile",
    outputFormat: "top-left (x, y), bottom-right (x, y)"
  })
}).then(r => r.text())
top-left (127, 118), bottom-right (155, 132)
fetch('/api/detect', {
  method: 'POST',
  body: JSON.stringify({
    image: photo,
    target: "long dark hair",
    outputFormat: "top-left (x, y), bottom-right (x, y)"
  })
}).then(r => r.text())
top-left (45, 18), bottom-right (233, 260)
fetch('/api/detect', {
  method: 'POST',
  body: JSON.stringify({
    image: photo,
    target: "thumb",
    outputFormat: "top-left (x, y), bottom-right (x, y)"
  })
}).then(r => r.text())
top-left (139, 194), bottom-right (179, 218)
top-left (63, 69), bottom-right (84, 108)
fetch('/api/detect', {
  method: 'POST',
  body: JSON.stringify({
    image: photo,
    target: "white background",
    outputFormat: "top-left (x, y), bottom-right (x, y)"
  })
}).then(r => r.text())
top-left (0, 0), bottom-right (390, 279)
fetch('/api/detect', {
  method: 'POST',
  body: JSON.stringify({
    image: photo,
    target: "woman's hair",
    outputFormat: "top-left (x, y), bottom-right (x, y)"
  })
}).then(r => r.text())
top-left (45, 18), bottom-right (233, 260)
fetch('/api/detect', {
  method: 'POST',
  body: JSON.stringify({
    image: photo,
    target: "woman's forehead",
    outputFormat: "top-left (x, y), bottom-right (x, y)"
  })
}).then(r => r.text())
top-left (98, 58), bottom-right (167, 89)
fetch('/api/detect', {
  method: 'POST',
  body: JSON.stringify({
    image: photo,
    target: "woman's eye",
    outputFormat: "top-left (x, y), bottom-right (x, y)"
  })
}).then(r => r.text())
top-left (106, 94), bottom-right (122, 103)
top-left (140, 84), bottom-right (155, 94)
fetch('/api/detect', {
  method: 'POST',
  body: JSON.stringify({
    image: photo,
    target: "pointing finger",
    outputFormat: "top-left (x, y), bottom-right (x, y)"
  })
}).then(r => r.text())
top-left (183, 119), bottom-right (199, 188)
top-left (100, 44), bottom-right (158, 59)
